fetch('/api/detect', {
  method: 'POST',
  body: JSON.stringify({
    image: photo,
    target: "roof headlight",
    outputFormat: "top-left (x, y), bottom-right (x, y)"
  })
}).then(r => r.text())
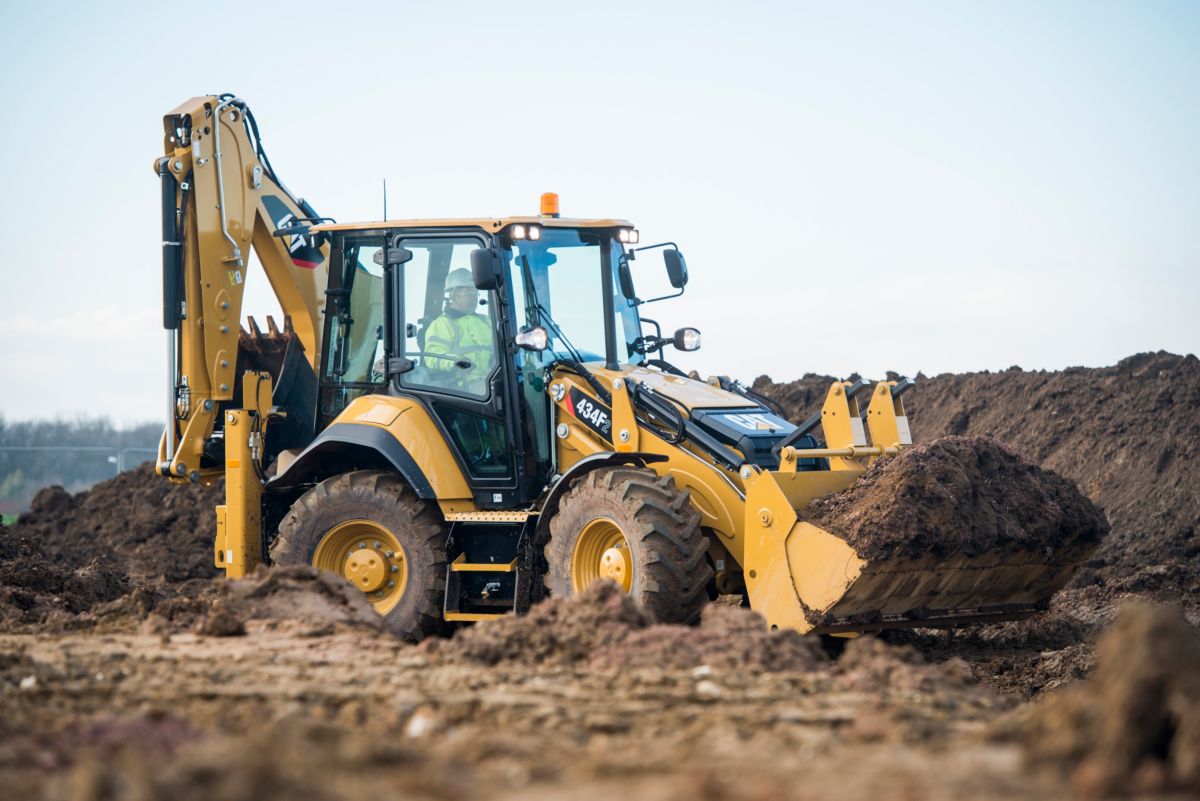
top-left (511, 224), bottom-right (527, 240)
top-left (527, 225), bottom-right (541, 241)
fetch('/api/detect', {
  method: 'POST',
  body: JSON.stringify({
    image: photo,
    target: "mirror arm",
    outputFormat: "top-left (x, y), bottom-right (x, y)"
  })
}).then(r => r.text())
top-left (636, 287), bottom-right (685, 305)
top-left (628, 240), bottom-right (679, 255)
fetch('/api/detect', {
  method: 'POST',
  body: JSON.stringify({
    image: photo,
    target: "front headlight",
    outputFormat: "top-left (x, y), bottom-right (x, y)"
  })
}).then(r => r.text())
top-left (515, 326), bottom-right (549, 352)
top-left (673, 327), bottom-right (701, 352)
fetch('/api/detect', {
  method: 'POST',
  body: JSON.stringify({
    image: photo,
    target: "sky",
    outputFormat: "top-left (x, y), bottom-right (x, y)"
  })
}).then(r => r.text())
top-left (0, 1), bottom-right (1196, 423)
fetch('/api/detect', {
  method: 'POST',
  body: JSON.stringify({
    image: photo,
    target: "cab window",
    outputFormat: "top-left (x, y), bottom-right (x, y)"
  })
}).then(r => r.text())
top-left (395, 237), bottom-right (500, 401)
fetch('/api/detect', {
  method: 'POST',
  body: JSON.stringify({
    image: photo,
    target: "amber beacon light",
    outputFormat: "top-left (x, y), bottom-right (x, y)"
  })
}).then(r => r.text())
top-left (540, 192), bottom-right (560, 217)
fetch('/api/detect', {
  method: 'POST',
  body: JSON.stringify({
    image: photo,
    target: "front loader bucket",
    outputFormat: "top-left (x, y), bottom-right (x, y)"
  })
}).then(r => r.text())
top-left (742, 469), bottom-right (1096, 634)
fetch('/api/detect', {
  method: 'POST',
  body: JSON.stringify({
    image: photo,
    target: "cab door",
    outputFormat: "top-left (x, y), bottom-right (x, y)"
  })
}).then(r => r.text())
top-left (388, 232), bottom-right (521, 507)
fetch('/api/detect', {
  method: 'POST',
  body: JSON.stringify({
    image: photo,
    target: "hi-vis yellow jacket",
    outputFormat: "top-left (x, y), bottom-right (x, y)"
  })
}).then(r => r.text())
top-left (423, 311), bottom-right (494, 392)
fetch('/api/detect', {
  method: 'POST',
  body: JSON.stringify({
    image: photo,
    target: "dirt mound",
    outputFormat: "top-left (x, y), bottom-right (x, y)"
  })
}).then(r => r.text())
top-left (13, 464), bottom-right (222, 585)
top-left (884, 606), bottom-right (1101, 698)
top-left (195, 565), bottom-right (384, 636)
top-left (754, 352), bottom-right (1200, 604)
top-left (0, 523), bottom-right (129, 625)
top-left (421, 580), bottom-right (649, 666)
top-left (423, 582), bottom-right (825, 672)
top-left (805, 436), bottom-right (1108, 560)
top-left (590, 601), bottom-right (825, 672)
top-left (835, 635), bottom-right (978, 694)
top-left (1015, 602), bottom-right (1200, 796)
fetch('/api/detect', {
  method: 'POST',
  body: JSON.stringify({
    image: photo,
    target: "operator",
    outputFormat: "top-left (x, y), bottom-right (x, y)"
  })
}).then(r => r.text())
top-left (423, 268), bottom-right (495, 394)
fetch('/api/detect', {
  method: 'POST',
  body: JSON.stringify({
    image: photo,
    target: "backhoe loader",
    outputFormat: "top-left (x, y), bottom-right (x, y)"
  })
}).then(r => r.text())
top-left (156, 95), bottom-right (1093, 640)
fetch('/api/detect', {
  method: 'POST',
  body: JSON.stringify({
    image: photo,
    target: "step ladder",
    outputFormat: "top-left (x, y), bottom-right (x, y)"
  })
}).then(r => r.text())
top-left (442, 517), bottom-right (533, 623)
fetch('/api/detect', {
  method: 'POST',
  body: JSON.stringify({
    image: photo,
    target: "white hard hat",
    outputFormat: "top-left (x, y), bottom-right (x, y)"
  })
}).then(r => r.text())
top-left (445, 268), bottom-right (475, 292)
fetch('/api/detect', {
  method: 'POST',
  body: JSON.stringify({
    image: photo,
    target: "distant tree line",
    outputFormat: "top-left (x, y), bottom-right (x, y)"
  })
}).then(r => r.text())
top-left (0, 417), bottom-right (161, 515)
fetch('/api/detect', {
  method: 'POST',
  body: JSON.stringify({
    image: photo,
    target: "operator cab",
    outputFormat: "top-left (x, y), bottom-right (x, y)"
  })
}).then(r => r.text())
top-left (311, 201), bottom-right (676, 508)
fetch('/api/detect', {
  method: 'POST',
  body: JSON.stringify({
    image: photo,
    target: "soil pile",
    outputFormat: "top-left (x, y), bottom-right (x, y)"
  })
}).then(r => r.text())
top-left (884, 610), bottom-right (1099, 698)
top-left (423, 581), bottom-right (825, 672)
top-left (195, 565), bottom-right (384, 636)
top-left (0, 523), bottom-right (129, 625)
top-left (804, 436), bottom-right (1108, 560)
top-left (1015, 602), bottom-right (1200, 797)
top-left (590, 601), bottom-right (826, 672)
top-left (834, 635), bottom-right (979, 694)
top-left (753, 352), bottom-right (1200, 604)
top-left (11, 464), bottom-right (222, 585)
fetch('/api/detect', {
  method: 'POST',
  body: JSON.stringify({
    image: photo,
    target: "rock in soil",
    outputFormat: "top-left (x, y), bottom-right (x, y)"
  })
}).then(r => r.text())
top-left (803, 436), bottom-right (1109, 561)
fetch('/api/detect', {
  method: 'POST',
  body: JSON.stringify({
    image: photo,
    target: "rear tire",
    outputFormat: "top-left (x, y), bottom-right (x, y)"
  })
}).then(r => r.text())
top-left (271, 470), bottom-right (446, 642)
top-left (544, 467), bottom-right (711, 624)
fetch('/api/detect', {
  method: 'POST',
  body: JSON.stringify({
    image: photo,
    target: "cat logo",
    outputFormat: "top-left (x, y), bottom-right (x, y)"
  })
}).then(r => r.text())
top-left (262, 195), bottom-right (325, 269)
top-left (725, 413), bottom-right (781, 432)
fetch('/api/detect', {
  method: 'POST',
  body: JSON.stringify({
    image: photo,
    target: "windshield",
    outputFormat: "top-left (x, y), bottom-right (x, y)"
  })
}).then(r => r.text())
top-left (506, 228), bottom-right (641, 365)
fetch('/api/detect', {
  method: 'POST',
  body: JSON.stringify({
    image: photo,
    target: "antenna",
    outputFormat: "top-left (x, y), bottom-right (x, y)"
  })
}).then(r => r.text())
top-left (382, 178), bottom-right (388, 222)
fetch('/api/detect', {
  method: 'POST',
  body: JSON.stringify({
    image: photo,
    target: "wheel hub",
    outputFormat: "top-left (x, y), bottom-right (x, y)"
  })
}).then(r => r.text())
top-left (599, 545), bottom-right (632, 592)
top-left (344, 549), bottom-right (387, 592)
top-left (312, 520), bottom-right (408, 614)
top-left (571, 518), bottom-right (633, 593)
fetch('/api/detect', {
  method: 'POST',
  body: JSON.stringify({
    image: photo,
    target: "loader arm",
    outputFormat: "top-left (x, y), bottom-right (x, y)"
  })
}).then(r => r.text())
top-left (156, 94), bottom-right (329, 483)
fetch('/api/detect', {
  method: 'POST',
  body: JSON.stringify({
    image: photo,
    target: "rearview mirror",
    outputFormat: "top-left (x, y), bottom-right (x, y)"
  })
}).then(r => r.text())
top-left (617, 258), bottom-right (637, 301)
top-left (664, 249), bottom-right (688, 288)
top-left (470, 247), bottom-right (503, 290)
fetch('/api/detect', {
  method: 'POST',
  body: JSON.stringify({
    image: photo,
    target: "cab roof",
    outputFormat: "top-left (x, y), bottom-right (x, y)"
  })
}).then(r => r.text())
top-left (311, 216), bottom-right (634, 234)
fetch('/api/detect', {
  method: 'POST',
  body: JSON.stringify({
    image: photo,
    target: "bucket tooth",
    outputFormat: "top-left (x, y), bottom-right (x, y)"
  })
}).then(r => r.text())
top-left (238, 315), bottom-right (297, 381)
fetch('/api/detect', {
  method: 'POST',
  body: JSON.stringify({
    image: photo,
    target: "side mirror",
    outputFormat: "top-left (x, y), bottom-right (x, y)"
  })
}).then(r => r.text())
top-left (664, 249), bottom-right (688, 288)
top-left (617, 258), bottom-right (637, 301)
top-left (471, 247), bottom-right (503, 290)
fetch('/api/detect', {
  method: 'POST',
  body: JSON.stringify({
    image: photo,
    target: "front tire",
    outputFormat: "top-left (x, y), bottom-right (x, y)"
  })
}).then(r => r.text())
top-left (271, 470), bottom-right (446, 642)
top-left (544, 467), bottom-right (711, 624)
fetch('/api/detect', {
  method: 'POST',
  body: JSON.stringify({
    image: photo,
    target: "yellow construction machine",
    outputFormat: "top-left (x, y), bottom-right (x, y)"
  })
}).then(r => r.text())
top-left (157, 95), bottom-right (1089, 640)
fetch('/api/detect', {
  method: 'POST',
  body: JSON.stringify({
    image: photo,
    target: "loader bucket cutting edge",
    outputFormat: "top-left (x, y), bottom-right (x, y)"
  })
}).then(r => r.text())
top-left (742, 470), bottom-right (1093, 634)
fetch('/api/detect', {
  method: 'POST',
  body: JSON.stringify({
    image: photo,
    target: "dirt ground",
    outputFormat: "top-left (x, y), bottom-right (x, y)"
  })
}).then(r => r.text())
top-left (1, 351), bottom-right (1198, 800)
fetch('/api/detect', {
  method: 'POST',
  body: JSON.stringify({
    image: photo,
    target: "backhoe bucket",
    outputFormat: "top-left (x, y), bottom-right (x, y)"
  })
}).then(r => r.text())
top-left (742, 470), bottom-right (1095, 634)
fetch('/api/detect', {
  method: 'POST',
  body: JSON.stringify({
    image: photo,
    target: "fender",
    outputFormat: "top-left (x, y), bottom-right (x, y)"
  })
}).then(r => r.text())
top-left (534, 451), bottom-right (667, 541)
top-left (268, 422), bottom-right (434, 498)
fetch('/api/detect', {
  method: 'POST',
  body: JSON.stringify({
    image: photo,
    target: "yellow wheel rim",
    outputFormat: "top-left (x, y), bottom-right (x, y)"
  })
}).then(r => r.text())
top-left (312, 520), bottom-right (408, 614)
top-left (571, 518), bottom-right (632, 593)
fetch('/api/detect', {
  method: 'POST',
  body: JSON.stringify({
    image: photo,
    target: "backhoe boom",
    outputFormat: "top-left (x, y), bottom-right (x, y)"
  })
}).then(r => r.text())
top-left (156, 94), bottom-right (329, 484)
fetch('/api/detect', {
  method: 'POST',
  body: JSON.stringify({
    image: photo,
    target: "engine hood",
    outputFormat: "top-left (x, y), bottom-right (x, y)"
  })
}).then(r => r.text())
top-left (578, 364), bottom-right (813, 469)
top-left (610, 365), bottom-right (748, 410)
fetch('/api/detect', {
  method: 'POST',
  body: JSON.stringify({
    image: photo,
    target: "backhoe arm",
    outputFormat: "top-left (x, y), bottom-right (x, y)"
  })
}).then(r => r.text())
top-left (155, 94), bottom-right (329, 483)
